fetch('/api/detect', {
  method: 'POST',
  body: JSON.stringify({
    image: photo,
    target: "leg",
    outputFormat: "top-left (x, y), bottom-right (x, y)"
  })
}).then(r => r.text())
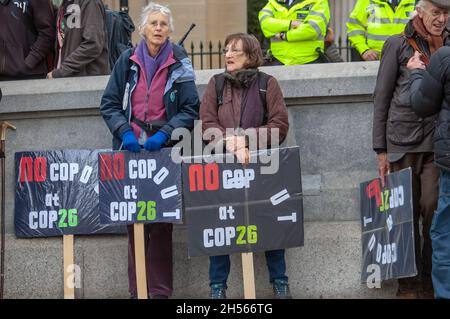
top-left (265, 249), bottom-right (291, 298)
top-left (209, 255), bottom-right (230, 299)
top-left (209, 255), bottom-right (231, 287)
top-left (419, 154), bottom-right (439, 296)
top-left (127, 225), bottom-right (136, 296)
top-left (431, 170), bottom-right (450, 299)
top-left (265, 249), bottom-right (288, 283)
top-left (391, 154), bottom-right (422, 296)
top-left (147, 223), bottom-right (173, 297)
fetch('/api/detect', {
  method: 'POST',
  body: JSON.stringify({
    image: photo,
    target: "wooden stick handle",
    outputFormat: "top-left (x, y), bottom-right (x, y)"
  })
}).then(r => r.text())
top-left (63, 235), bottom-right (75, 299)
top-left (241, 252), bottom-right (256, 299)
top-left (134, 224), bottom-right (148, 299)
top-left (1, 122), bottom-right (16, 141)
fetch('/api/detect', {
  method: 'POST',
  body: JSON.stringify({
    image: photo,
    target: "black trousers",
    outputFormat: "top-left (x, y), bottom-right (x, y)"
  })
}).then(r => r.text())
top-left (390, 152), bottom-right (439, 290)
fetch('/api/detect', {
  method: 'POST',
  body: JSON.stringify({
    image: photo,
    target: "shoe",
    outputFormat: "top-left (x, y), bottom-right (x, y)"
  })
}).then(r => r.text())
top-left (396, 287), bottom-right (419, 299)
top-left (152, 294), bottom-right (169, 299)
top-left (210, 283), bottom-right (227, 299)
top-left (420, 277), bottom-right (435, 299)
top-left (273, 279), bottom-right (292, 299)
top-left (419, 289), bottom-right (434, 299)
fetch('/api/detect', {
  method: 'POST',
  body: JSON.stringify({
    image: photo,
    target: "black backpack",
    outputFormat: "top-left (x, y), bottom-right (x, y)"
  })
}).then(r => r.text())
top-left (214, 71), bottom-right (271, 124)
top-left (104, 7), bottom-right (135, 69)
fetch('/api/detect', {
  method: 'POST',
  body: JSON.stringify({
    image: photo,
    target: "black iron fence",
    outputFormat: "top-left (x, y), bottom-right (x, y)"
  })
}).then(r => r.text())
top-left (183, 36), bottom-right (360, 70)
top-left (336, 36), bottom-right (360, 62)
top-left (184, 41), bottom-right (224, 70)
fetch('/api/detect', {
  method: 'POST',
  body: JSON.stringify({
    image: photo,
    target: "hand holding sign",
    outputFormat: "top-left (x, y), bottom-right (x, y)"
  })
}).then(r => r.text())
top-left (360, 168), bottom-right (416, 284)
top-left (144, 131), bottom-right (169, 151)
top-left (122, 130), bottom-right (140, 153)
top-left (377, 152), bottom-right (389, 187)
top-left (225, 135), bottom-right (249, 165)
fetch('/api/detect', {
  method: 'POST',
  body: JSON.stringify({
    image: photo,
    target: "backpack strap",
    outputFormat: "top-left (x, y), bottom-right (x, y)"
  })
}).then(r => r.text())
top-left (214, 73), bottom-right (226, 106)
top-left (257, 71), bottom-right (270, 124)
top-left (214, 71), bottom-right (270, 124)
top-left (403, 33), bottom-right (430, 65)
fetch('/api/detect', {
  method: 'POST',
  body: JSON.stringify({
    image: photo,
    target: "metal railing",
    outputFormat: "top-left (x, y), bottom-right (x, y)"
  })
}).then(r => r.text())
top-left (184, 37), bottom-right (359, 70)
top-left (182, 41), bottom-right (224, 70)
top-left (336, 36), bottom-right (360, 62)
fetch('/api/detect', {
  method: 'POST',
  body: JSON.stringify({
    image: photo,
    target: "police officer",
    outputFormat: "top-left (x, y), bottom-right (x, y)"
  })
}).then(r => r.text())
top-left (347, 0), bottom-right (416, 61)
top-left (259, 0), bottom-right (330, 65)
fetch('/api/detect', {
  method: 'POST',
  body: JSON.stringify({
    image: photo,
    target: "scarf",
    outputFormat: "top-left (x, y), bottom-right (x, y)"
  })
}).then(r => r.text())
top-left (412, 15), bottom-right (446, 54)
top-left (224, 69), bottom-right (258, 88)
top-left (136, 39), bottom-right (173, 88)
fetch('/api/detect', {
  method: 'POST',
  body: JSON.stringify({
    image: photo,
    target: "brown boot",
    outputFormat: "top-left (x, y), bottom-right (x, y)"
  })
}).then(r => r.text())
top-left (397, 277), bottom-right (421, 299)
top-left (396, 287), bottom-right (419, 299)
top-left (420, 276), bottom-right (435, 299)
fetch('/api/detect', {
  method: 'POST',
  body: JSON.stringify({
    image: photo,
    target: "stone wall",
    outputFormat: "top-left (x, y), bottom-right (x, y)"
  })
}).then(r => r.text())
top-left (0, 61), bottom-right (398, 298)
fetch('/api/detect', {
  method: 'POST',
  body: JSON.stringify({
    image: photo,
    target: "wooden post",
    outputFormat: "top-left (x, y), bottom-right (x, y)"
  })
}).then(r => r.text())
top-left (241, 252), bottom-right (256, 299)
top-left (241, 161), bottom-right (256, 299)
top-left (63, 235), bottom-right (75, 299)
top-left (134, 223), bottom-right (148, 299)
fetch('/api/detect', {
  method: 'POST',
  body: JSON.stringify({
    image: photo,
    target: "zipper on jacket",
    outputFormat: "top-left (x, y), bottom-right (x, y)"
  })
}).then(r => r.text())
top-left (120, 69), bottom-right (138, 151)
top-left (1, 41), bottom-right (5, 74)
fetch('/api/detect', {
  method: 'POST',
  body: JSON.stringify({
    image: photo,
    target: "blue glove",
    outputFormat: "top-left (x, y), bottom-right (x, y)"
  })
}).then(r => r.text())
top-left (144, 131), bottom-right (169, 151)
top-left (121, 130), bottom-right (141, 153)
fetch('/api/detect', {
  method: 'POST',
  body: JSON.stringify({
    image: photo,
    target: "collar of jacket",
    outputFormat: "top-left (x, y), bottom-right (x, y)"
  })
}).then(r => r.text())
top-left (128, 43), bottom-right (195, 94)
top-left (371, 0), bottom-right (414, 7)
top-left (404, 19), bottom-right (416, 38)
top-left (269, 0), bottom-right (315, 12)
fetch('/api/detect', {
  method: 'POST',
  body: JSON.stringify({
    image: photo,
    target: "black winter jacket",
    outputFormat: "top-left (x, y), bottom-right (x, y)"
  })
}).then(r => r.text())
top-left (410, 46), bottom-right (450, 170)
top-left (0, 0), bottom-right (55, 80)
top-left (372, 21), bottom-right (449, 155)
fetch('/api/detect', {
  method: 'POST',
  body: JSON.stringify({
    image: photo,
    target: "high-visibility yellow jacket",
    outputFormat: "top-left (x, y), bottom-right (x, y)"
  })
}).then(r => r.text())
top-left (259, 0), bottom-right (330, 65)
top-left (347, 0), bottom-right (416, 56)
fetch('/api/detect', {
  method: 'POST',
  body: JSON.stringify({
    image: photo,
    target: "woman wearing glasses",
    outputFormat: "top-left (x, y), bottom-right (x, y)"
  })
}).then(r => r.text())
top-left (200, 33), bottom-right (291, 299)
top-left (100, 2), bottom-right (199, 299)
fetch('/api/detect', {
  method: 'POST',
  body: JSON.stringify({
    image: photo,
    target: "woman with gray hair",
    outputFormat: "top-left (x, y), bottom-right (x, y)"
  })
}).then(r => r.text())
top-left (100, 2), bottom-right (199, 299)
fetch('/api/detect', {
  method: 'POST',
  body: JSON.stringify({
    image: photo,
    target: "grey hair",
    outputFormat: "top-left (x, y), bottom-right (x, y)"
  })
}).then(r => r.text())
top-left (139, 2), bottom-right (174, 37)
top-left (417, 0), bottom-right (431, 11)
top-left (410, 0), bottom-right (425, 18)
top-left (411, 0), bottom-right (442, 18)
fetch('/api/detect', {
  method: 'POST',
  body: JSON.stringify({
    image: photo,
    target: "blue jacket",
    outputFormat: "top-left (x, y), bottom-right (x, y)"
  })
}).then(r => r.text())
top-left (100, 43), bottom-right (200, 150)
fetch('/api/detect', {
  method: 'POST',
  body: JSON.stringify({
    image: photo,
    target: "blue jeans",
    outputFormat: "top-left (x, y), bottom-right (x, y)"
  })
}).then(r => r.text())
top-left (209, 249), bottom-right (288, 287)
top-left (431, 170), bottom-right (450, 298)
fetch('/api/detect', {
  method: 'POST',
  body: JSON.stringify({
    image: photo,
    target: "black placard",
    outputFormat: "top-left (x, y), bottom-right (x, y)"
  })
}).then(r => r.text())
top-left (15, 150), bottom-right (122, 237)
top-left (98, 148), bottom-right (182, 225)
top-left (183, 147), bottom-right (304, 257)
top-left (360, 168), bottom-right (417, 283)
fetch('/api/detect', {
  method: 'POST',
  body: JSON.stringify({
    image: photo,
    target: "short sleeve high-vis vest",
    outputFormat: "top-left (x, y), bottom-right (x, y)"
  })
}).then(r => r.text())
top-left (259, 0), bottom-right (330, 65)
top-left (347, 0), bottom-right (416, 55)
